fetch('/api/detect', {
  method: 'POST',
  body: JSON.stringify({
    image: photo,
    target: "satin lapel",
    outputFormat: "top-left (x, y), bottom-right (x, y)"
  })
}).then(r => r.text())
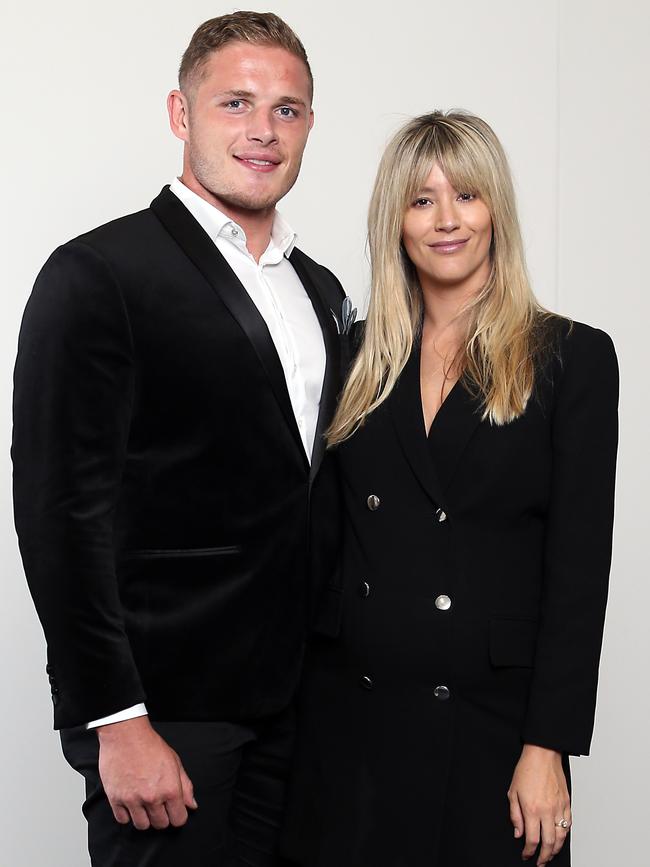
top-left (150, 187), bottom-right (307, 469)
top-left (429, 376), bottom-right (483, 492)
top-left (388, 341), bottom-right (447, 509)
top-left (289, 249), bottom-right (340, 480)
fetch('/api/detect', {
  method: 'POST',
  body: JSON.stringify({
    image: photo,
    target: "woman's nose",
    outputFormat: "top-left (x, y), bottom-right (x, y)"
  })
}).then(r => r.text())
top-left (435, 201), bottom-right (460, 232)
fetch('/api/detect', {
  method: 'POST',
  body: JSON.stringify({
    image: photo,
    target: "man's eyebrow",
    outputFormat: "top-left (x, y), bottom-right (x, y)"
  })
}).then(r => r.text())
top-left (215, 89), bottom-right (256, 99)
top-left (277, 96), bottom-right (308, 108)
top-left (213, 90), bottom-right (307, 108)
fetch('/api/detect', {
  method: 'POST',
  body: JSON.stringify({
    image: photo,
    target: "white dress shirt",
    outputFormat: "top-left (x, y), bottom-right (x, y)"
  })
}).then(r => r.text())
top-left (87, 179), bottom-right (326, 729)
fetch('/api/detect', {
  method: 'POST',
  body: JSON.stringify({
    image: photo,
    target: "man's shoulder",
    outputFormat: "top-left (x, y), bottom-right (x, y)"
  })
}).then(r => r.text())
top-left (290, 247), bottom-right (345, 301)
top-left (70, 203), bottom-right (162, 257)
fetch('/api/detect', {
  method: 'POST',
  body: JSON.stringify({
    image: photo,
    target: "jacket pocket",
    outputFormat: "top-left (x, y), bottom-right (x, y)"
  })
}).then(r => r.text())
top-left (123, 545), bottom-right (241, 560)
top-left (489, 617), bottom-right (539, 668)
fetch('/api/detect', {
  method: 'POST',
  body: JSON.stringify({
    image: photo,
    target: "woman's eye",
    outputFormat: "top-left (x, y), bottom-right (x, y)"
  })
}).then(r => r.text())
top-left (458, 192), bottom-right (476, 202)
top-left (414, 198), bottom-right (431, 207)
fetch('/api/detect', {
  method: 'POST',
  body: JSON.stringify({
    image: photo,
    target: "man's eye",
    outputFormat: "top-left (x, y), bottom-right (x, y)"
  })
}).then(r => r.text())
top-left (226, 100), bottom-right (243, 109)
top-left (277, 106), bottom-right (298, 118)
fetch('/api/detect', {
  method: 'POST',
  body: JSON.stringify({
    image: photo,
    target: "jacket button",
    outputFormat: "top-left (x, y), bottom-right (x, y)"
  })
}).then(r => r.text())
top-left (435, 508), bottom-right (447, 522)
top-left (367, 494), bottom-right (381, 511)
top-left (358, 581), bottom-right (371, 598)
top-left (434, 685), bottom-right (450, 701)
top-left (51, 692), bottom-right (59, 705)
top-left (434, 594), bottom-right (452, 611)
top-left (360, 675), bottom-right (374, 690)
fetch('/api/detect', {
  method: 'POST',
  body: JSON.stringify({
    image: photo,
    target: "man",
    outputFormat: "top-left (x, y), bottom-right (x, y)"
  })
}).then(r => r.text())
top-left (12, 12), bottom-right (344, 866)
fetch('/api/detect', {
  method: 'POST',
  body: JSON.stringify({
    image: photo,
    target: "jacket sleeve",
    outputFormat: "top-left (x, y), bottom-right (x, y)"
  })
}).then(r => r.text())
top-left (522, 324), bottom-right (619, 755)
top-left (12, 241), bottom-right (145, 729)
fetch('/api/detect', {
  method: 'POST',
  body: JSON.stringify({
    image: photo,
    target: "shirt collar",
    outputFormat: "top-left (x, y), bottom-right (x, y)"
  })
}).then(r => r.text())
top-left (169, 177), bottom-right (297, 260)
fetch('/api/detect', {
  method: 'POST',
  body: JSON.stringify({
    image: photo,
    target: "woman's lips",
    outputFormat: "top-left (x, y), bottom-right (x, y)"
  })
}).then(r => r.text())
top-left (428, 238), bottom-right (469, 253)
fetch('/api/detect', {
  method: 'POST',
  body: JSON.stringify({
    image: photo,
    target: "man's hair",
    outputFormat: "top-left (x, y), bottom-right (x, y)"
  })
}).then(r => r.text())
top-left (179, 11), bottom-right (313, 100)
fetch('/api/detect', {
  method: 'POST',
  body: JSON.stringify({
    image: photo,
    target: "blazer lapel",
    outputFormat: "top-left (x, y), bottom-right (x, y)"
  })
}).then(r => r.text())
top-left (150, 186), bottom-right (307, 469)
top-left (427, 376), bottom-right (484, 492)
top-left (388, 341), bottom-right (447, 509)
top-left (289, 249), bottom-right (340, 480)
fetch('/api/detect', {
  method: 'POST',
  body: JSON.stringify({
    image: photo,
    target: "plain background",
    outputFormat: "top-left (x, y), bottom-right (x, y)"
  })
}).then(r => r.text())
top-left (1, 1), bottom-right (647, 864)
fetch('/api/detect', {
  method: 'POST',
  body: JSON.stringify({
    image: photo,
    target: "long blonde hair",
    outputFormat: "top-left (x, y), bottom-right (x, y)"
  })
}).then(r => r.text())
top-left (328, 110), bottom-right (557, 445)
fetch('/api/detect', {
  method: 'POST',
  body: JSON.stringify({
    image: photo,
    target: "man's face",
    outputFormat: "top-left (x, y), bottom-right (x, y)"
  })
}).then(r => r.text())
top-left (171, 42), bottom-right (314, 214)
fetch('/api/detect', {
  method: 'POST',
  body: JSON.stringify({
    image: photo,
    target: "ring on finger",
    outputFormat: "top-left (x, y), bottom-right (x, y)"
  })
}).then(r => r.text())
top-left (554, 817), bottom-right (571, 829)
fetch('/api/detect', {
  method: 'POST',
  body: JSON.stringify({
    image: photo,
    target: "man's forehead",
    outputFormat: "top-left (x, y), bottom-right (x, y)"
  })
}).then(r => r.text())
top-left (200, 43), bottom-right (310, 87)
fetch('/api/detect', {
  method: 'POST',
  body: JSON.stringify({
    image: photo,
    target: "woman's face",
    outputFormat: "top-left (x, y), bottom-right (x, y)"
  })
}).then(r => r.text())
top-left (402, 162), bottom-right (493, 296)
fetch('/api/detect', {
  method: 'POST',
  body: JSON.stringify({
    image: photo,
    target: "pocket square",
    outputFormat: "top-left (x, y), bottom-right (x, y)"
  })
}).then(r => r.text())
top-left (331, 296), bottom-right (357, 336)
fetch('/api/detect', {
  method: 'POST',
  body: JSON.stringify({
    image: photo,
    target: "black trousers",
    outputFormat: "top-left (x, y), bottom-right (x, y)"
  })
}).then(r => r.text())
top-left (61, 709), bottom-right (295, 867)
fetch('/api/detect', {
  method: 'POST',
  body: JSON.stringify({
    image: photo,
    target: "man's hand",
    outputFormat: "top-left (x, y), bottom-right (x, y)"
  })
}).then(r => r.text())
top-left (97, 716), bottom-right (198, 831)
top-left (507, 744), bottom-right (571, 866)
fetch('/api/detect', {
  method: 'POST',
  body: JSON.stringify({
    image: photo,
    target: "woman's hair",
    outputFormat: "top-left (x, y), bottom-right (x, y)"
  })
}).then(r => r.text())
top-left (328, 109), bottom-right (557, 445)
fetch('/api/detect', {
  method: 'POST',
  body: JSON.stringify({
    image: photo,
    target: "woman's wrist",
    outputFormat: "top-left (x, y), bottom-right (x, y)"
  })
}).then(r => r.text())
top-left (521, 743), bottom-right (561, 760)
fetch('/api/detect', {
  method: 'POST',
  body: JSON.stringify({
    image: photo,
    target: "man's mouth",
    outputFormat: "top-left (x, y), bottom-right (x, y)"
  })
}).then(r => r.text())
top-left (234, 154), bottom-right (282, 172)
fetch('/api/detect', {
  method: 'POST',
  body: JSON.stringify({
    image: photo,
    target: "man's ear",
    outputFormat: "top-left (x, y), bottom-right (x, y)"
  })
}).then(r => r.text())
top-left (167, 90), bottom-right (190, 143)
top-left (308, 108), bottom-right (315, 133)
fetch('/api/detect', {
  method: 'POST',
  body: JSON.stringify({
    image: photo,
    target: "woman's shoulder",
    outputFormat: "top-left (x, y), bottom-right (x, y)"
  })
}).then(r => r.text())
top-left (537, 313), bottom-right (616, 366)
top-left (536, 313), bottom-right (618, 395)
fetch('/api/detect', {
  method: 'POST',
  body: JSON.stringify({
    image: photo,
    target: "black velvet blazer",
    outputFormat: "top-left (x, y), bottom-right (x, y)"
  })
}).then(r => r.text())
top-left (12, 187), bottom-right (345, 729)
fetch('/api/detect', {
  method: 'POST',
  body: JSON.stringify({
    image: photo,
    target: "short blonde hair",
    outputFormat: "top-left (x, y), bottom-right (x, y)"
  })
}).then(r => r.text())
top-left (179, 11), bottom-right (313, 100)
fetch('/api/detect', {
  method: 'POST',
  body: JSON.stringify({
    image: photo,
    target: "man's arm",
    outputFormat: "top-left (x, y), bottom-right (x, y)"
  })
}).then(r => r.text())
top-left (13, 240), bottom-right (144, 727)
top-left (13, 240), bottom-right (197, 829)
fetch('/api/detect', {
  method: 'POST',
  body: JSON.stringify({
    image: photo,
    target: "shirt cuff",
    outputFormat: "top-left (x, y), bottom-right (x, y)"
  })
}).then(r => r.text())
top-left (86, 703), bottom-right (148, 730)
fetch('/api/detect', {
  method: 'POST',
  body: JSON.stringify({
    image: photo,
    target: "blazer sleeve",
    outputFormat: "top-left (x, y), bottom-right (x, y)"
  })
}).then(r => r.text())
top-left (12, 241), bottom-right (145, 729)
top-left (522, 324), bottom-right (619, 755)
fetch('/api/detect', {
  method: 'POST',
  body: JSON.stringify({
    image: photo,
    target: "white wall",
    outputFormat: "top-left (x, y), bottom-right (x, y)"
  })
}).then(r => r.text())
top-left (557, 2), bottom-right (650, 863)
top-left (0, 1), bottom-right (646, 863)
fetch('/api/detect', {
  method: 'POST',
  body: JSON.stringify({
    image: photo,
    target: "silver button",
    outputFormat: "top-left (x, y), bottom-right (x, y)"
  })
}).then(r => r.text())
top-left (358, 581), bottom-right (370, 598)
top-left (434, 594), bottom-right (452, 611)
top-left (231, 227), bottom-right (238, 236)
top-left (360, 675), bottom-right (374, 690)
top-left (367, 494), bottom-right (381, 511)
top-left (436, 508), bottom-right (447, 523)
top-left (434, 685), bottom-right (450, 701)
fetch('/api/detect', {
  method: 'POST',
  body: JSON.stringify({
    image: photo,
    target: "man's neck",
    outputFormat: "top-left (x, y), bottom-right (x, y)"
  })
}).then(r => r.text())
top-left (178, 174), bottom-right (275, 263)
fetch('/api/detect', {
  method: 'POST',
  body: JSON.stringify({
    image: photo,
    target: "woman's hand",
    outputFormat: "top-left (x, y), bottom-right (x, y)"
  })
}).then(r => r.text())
top-left (507, 744), bottom-right (571, 865)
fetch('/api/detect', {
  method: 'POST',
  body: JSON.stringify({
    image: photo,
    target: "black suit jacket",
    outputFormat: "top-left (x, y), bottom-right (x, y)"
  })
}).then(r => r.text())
top-left (12, 186), bottom-right (345, 730)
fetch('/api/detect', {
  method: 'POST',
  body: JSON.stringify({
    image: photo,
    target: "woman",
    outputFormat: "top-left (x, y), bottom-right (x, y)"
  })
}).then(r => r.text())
top-left (281, 111), bottom-right (618, 867)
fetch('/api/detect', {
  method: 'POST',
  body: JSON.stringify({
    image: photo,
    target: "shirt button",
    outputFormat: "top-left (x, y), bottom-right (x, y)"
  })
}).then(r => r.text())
top-left (367, 494), bottom-right (381, 511)
top-left (435, 508), bottom-right (447, 523)
top-left (360, 675), bottom-right (374, 690)
top-left (231, 227), bottom-right (238, 236)
top-left (434, 685), bottom-right (450, 701)
top-left (434, 594), bottom-right (452, 611)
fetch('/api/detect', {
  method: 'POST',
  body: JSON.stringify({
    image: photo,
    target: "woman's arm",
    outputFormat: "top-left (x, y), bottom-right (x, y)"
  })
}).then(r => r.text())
top-left (524, 323), bottom-right (619, 755)
top-left (508, 322), bottom-right (619, 865)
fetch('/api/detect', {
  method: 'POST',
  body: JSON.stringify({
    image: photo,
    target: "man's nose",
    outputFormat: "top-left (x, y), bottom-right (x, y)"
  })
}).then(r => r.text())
top-left (246, 109), bottom-right (278, 147)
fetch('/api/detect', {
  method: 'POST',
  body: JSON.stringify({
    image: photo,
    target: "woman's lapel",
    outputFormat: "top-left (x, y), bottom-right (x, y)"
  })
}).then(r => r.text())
top-left (388, 340), bottom-right (484, 504)
top-left (388, 342), bottom-right (447, 509)
top-left (428, 374), bottom-right (484, 492)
